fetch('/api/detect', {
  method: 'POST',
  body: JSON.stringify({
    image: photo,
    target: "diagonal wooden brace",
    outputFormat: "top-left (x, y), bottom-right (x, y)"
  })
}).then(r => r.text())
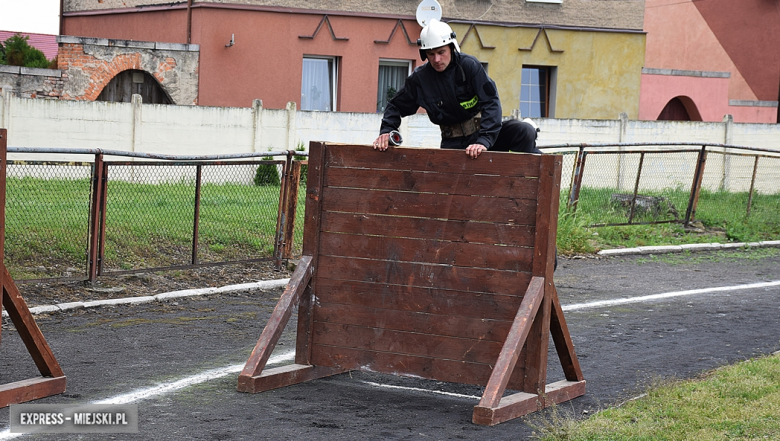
top-left (237, 256), bottom-right (344, 393)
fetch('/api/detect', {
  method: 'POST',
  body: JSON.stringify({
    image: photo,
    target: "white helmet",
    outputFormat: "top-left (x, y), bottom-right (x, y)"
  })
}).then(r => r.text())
top-left (417, 19), bottom-right (460, 61)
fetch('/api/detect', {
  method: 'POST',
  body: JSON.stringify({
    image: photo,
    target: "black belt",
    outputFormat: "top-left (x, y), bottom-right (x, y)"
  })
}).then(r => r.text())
top-left (440, 113), bottom-right (481, 138)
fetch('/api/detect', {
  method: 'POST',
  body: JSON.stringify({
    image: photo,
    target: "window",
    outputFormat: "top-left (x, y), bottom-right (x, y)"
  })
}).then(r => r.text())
top-left (301, 56), bottom-right (338, 111)
top-left (519, 66), bottom-right (555, 118)
top-left (377, 60), bottom-right (411, 113)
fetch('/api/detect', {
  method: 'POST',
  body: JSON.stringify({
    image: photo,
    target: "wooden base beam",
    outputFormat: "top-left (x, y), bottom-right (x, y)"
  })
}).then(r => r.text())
top-left (472, 379), bottom-right (586, 426)
top-left (0, 377), bottom-right (67, 408)
top-left (237, 363), bottom-right (346, 393)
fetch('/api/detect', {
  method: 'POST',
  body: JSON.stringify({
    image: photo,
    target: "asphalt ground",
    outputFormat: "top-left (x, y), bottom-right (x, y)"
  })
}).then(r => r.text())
top-left (1, 249), bottom-right (779, 440)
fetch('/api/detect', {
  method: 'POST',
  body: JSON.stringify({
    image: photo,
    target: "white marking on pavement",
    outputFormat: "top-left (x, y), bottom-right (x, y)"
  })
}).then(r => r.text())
top-left (359, 381), bottom-right (480, 400)
top-left (563, 280), bottom-right (780, 312)
top-left (0, 351), bottom-right (295, 439)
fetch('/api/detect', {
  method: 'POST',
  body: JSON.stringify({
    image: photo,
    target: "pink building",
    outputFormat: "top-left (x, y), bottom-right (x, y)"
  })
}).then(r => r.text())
top-left (0, 31), bottom-right (59, 60)
top-left (641, 0), bottom-right (779, 123)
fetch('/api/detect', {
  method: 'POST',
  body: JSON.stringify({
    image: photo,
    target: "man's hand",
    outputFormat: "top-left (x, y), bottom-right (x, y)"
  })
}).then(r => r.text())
top-left (465, 143), bottom-right (487, 158)
top-left (373, 133), bottom-right (390, 151)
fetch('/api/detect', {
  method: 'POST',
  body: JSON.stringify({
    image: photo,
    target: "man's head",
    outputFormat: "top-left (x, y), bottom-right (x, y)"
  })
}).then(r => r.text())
top-left (424, 45), bottom-right (451, 72)
top-left (417, 19), bottom-right (460, 67)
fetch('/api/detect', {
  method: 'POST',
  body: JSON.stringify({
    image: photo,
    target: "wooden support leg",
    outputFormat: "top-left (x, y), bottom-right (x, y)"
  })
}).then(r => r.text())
top-left (1, 266), bottom-right (67, 407)
top-left (473, 277), bottom-right (544, 425)
top-left (237, 256), bottom-right (344, 393)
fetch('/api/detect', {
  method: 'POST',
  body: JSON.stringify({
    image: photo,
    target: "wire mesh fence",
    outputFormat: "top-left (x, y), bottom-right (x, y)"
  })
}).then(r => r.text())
top-left (6, 161), bottom-right (93, 280)
top-left (3, 143), bottom-right (778, 282)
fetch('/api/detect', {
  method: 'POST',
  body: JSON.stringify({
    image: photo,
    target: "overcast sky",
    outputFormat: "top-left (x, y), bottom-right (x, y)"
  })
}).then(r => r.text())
top-left (0, 0), bottom-right (61, 35)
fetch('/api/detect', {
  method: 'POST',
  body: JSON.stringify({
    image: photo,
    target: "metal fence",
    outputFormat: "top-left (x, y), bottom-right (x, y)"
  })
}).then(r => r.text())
top-left (549, 143), bottom-right (780, 228)
top-left (4, 142), bottom-right (779, 283)
top-left (6, 147), bottom-right (306, 282)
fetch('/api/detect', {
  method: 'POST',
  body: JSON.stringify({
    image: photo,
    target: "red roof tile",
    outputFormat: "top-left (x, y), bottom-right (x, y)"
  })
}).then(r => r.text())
top-left (0, 30), bottom-right (58, 61)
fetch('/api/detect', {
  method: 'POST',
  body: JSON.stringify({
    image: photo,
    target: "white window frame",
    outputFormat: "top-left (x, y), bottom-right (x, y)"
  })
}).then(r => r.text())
top-left (377, 59), bottom-right (412, 113)
top-left (301, 55), bottom-right (339, 111)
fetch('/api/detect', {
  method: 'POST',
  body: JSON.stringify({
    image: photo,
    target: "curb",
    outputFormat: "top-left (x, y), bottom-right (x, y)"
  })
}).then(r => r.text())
top-left (2, 278), bottom-right (291, 318)
top-left (597, 240), bottom-right (780, 256)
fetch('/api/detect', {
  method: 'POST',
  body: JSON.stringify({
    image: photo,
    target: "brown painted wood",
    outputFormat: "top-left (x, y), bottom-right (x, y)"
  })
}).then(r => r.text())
top-left (325, 144), bottom-right (542, 177)
top-left (314, 278), bottom-right (525, 322)
top-left (311, 345), bottom-right (527, 388)
top-left (240, 256), bottom-right (312, 378)
top-left (324, 166), bottom-right (539, 198)
top-left (237, 364), bottom-right (346, 394)
top-left (318, 232), bottom-right (534, 272)
top-left (473, 391), bottom-right (539, 426)
top-left (241, 144), bottom-right (583, 426)
top-left (0, 377), bottom-right (67, 408)
top-left (0, 129), bottom-right (5, 344)
top-left (282, 159), bottom-right (302, 259)
top-left (313, 322), bottom-right (505, 364)
top-left (321, 212), bottom-right (535, 247)
top-left (313, 302), bottom-right (514, 342)
top-left (3, 268), bottom-right (65, 378)
top-left (317, 256), bottom-right (532, 294)
top-left (550, 286), bottom-right (585, 381)
top-left (322, 187), bottom-right (538, 225)
top-left (478, 277), bottom-right (544, 408)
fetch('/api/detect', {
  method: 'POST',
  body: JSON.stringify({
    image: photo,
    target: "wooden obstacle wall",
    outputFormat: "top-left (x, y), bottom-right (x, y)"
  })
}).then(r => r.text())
top-left (239, 142), bottom-right (584, 425)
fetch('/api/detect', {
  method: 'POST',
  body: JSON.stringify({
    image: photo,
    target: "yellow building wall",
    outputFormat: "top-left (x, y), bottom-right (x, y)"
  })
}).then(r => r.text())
top-left (451, 24), bottom-right (646, 120)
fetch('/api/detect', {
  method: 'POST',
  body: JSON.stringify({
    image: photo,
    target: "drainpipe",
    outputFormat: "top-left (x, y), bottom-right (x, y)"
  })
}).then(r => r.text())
top-left (187, 0), bottom-right (193, 44)
top-left (59, 0), bottom-right (64, 35)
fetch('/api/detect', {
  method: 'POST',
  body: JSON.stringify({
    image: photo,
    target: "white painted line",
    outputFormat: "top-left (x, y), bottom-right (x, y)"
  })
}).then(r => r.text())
top-left (563, 280), bottom-right (780, 312)
top-left (0, 351), bottom-right (295, 439)
top-left (359, 381), bottom-right (480, 401)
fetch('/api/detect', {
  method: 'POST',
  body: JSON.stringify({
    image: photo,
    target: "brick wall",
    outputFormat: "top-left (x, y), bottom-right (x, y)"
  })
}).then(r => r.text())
top-left (56, 36), bottom-right (200, 105)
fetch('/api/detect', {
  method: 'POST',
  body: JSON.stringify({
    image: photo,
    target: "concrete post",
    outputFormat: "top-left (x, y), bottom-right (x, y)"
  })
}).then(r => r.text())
top-left (0, 89), bottom-right (11, 132)
top-left (285, 101), bottom-right (297, 152)
top-left (617, 112), bottom-right (629, 190)
top-left (722, 114), bottom-right (733, 191)
top-left (131, 94), bottom-right (142, 152)
top-left (252, 99), bottom-right (263, 153)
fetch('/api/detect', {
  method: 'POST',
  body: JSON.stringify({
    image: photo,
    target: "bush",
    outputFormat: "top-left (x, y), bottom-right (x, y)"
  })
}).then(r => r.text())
top-left (294, 142), bottom-right (308, 183)
top-left (254, 157), bottom-right (280, 186)
top-left (1, 34), bottom-right (51, 68)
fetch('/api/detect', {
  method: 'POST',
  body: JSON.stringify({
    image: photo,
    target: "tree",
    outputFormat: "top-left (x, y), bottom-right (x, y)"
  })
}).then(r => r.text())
top-left (1, 34), bottom-right (51, 69)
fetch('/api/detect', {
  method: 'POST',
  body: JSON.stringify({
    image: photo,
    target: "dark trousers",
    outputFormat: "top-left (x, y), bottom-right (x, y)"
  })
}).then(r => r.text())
top-left (440, 119), bottom-right (541, 153)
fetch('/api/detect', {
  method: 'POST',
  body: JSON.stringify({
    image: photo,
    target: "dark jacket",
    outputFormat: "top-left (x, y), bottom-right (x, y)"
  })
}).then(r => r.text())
top-left (380, 51), bottom-right (503, 149)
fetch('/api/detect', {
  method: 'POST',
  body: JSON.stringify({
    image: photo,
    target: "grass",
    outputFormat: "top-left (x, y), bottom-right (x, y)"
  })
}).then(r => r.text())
top-left (533, 353), bottom-right (780, 441)
top-left (558, 187), bottom-right (780, 255)
top-left (4, 174), bottom-right (779, 277)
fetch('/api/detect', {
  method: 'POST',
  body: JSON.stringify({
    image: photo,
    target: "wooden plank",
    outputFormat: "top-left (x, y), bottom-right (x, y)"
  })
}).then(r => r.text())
top-left (522, 290), bottom-right (551, 395)
top-left (550, 286), bottom-right (585, 381)
top-left (311, 345), bottom-right (528, 388)
top-left (321, 212), bottom-right (535, 247)
top-left (240, 256), bottom-right (312, 379)
top-left (324, 166), bottom-right (539, 198)
top-left (478, 277), bottom-right (544, 408)
top-left (543, 379), bottom-right (586, 408)
top-left (314, 278), bottom-right (525, 321)
top-left (312, 322), bottom-right (505, 364)
top-left (532, 154), bottom-right (562, 277)
top-left (318, 232), bottom-right (534, 272)
top-left (472, 380), bottom-right (585, 426)
top-left (316, 256), bottom-right (532, 294)
top-left (3, 268), bottom-right (65, 378)
top-left (472, 391), bottom-right (539, 426)
top-left (302, 142), bottom-right (327, 257)
top-left (325, 144), bottom-right (542, 177)
top-left (237, 364), bottom-right (346, 394)
top-left (0, 129), bottom-right (5, 344)
top-left (313, 302), bottom-right (514, 342)
top-left (322, 187), bottom-right (538, 225)
top-left (0, 377), bottom-right (67, 408)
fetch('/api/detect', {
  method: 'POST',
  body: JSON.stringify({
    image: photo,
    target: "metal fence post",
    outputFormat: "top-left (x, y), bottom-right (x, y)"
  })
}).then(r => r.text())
top-left (192, 164), bottom-right (202, 265)
top-left (627, 152), bottom-right (645, 224)
top-left (746, 155), bottom-right (759, 217)
top-left (282, 160), bottom-right (303, 260)
top-left (684, 146), bottom-right (708, 226)
top-left (568, 147), bottom-right (587, 212)
top-left (87, 153), bottom-right (104, 282)
top-left (273, 152), bottom-right (294, 270)
top-left (96, 162), bottom-right (109, 276)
